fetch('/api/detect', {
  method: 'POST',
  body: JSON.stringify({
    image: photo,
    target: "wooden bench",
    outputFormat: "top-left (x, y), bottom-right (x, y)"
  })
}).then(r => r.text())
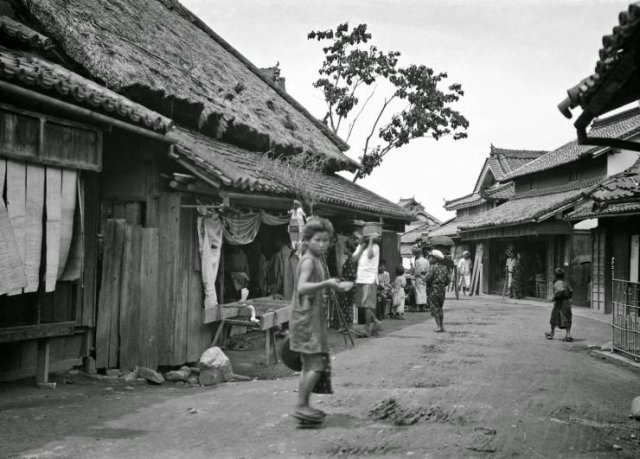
top-left (203, 298), bottom-right (291, 365)
top-left (0, 321), bottom-right (81, 385)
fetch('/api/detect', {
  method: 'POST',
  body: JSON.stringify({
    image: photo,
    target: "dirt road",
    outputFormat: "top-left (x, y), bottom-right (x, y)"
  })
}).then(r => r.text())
top-left (3, 295), bottom-right (640, 458)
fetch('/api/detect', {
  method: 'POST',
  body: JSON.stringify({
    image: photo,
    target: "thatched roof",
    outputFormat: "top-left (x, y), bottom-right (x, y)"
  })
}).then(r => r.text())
top-left (0, 41), bottom-right (172, 132)
top-left (20, 0), bottom-right (356, 169)
top-left (171, 127), bottom-right (412, 221)
top-left (506, 106), bottom-right (640, 180)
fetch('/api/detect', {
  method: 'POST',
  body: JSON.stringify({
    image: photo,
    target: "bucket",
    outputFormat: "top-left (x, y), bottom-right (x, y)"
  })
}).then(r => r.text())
top-left (362, 222), bottom-right (382, 238)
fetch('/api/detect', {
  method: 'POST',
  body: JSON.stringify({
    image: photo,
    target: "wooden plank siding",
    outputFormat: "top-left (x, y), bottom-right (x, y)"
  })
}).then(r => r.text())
top-left (0, 104), bottom-right (102, 171)
top-left (95, 219), bottom-right (126, 368)
top-left (156, 193), bottom-right (180, 365)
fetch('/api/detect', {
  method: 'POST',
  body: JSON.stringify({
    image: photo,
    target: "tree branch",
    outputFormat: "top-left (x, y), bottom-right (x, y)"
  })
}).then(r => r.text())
top-left (363, 96), bottom-right (395, 157)
top-left (346, 84), bottom-right (377, 142)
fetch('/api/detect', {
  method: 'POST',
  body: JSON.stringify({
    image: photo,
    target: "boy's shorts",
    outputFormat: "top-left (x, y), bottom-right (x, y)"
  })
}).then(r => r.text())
top-left (301, 353), bottom-right (328, 372)
top-left (356, 283), bottom-right (377, 309)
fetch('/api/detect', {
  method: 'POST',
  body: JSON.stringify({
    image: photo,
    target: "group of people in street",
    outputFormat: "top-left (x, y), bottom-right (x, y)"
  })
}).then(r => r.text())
top-left (287, 217), bottom-right (576, 425)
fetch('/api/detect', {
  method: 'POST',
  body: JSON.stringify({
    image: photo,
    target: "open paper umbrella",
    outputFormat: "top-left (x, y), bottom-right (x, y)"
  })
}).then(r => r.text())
top-left (429, 235), bottom-right (455, 247)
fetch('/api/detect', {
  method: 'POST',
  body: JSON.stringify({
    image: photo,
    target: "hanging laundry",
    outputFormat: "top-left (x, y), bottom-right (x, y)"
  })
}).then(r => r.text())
top-left (197, 212), bottom-right (223, 307)
top-left (222, 212), bottom-right (262, 245)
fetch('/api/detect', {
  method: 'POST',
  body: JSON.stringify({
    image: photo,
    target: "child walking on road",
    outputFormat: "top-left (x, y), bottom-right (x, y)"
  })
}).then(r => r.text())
top-left (392, 266), bottom-right (407, 319)
top-left (289, 217), bottom-right (346, 424)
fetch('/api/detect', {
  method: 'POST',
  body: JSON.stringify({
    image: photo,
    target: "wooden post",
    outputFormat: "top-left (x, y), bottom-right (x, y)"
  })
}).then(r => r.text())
top-left (36, 339), bottom-right (50, 384)
top-left (265, 328), bottom-right (271, 365)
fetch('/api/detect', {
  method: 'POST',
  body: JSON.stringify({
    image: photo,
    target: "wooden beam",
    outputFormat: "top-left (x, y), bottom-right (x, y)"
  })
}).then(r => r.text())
top-left (0, 322), bottom-right (79, 343)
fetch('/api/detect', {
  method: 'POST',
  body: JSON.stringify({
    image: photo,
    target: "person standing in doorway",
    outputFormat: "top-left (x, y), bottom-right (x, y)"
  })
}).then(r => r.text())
top-left (426, 249), bottom-right (451, 333)
top-left (457, 251), bottom-right (472, 295)
top-left (545, 268), bottom-right (574, 342)
top-left (511, 252), bottom-right (524, 299)
top-left (353, 233), bottom-right (383, 337)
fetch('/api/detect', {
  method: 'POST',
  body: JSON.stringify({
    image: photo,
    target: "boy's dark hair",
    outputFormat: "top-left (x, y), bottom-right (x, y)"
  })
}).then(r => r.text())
top-left (554, 268), bottom-right (565, 279)
top-left (380, 259), bottom-right (386, 266)
top-left (302, 217), bottom-right (334, 241)
top-left (395, 266), bottom-right (405, 276)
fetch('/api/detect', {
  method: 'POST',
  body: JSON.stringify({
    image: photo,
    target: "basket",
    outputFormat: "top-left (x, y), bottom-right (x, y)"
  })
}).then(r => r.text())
top-left (362, 222), bottom-right (382, 237)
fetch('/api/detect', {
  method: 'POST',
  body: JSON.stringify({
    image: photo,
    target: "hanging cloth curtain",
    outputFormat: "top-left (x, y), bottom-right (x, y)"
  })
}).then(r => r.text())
top-left (222, 212), bottom-right (262, 246)
top-left (197, 212), bottom-right (223, 307)
top-left (261, 212), bottom-right (289, 226)
top-left (0, 160), bottom-right (27, 294)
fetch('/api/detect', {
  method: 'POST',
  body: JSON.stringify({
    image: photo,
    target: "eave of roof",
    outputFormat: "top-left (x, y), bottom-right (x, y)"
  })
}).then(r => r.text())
top-left (458, 181), bottom-right (599, 232)
top-left (0, 15), bottom-right (53, 52)
top-left (170, 127), bottom-right (412, 221)
top-left (444, 192), bottom-right (484, 211)
top-left (0, 43), bottom-right (173, 133)
top-left (505, 106), bottom-right (640, 180)
top-left (567, 199), bottom-right (640, 219)
top-left (559, 2), bottom-right (640, 122)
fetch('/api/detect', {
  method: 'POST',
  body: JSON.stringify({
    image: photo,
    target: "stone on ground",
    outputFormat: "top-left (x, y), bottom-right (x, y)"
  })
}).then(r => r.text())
top-left (198, 347), bottom-right (233, 386)
top-left (165, 368), bottom-right (191, 382)
top-left (138, 366), bottom-right (165, 385)
top-left (632, 396), bottom-right (640, 421)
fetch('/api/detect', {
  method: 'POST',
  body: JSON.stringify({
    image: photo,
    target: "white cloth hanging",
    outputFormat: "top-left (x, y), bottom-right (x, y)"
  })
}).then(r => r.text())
top-left (198, 213), bottom-right (223, 307)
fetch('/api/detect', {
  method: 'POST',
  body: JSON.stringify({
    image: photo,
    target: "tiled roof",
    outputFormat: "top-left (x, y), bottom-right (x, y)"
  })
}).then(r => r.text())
top-left (401, 223), bottom-right (432, 244)
top-left (0, 16), bottom-right (53, 52)
top-left (482, 181), bottom-right (515, 200)
top-left (566, 157), bottom-right (640, 219)
top-left (458, 184), bottom-right (596, 231)
top-left (567, 200), bottom-right (640, 219)
top-left (487, 145), bottom-right (547, 181)
top-left (428, 216), bottom-right (475, 238)
top-left (505, 107), bottom-right (640, 180)
top-left (0, 45), bottom-right (173, 133)
top-left (171, 127), bottom-right (412, 220)
top-left (589, 157), bottom-right (640, 202)
top-left (444, 192), bottom-right (484, 211)
top-left (559, 3), bottom-right (640, 121)
top-left (23, 0), bottom-right (355, 169)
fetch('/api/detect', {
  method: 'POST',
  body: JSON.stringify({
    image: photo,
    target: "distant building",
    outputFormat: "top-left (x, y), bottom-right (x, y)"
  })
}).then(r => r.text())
top-left (397, 197), bottom-right (441, 267)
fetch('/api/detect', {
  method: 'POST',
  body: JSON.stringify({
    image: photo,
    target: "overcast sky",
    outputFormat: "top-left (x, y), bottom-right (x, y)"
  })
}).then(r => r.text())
top-left (182, 0), bottom-right (629, 221)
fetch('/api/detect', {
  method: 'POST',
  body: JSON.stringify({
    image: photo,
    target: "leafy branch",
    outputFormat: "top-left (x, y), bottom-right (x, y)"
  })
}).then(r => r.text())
top-left (308, 23), bottom-right (469, 181)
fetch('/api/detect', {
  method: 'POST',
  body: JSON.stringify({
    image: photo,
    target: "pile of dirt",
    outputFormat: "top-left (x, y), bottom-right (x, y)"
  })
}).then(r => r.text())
top-left (368, 398), bottom-right (449, 426)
